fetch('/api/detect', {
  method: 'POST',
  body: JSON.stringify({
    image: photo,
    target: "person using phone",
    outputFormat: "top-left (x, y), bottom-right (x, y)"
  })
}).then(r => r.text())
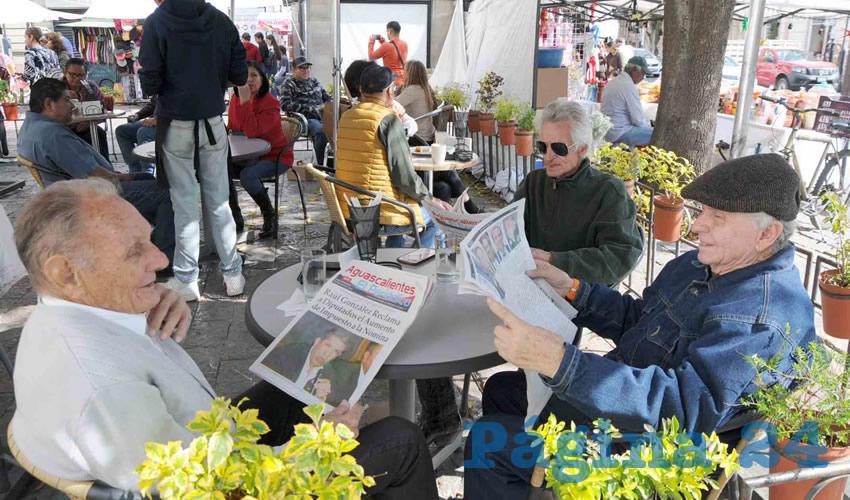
top-left (368, 21), bottom-right (407, 88)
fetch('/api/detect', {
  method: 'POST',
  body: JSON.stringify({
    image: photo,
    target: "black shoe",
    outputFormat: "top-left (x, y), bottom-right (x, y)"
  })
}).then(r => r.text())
top-left (250, 188), bottom-right (278, 240)
top-left (464, 198), bottom-right (482, 214)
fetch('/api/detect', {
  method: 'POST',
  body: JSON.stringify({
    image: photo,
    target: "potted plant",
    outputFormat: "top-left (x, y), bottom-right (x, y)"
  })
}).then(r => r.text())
top-left (494, 95), bottom-right (519, 146)
top-left (515, 104), bottom-right (536, 157)
top-left (819, 191), bottom-right (850, 339)
top-left (595, 142), bottom-right (642, 197)
top-left (529, 414), bottom-right (740, 499)
top-left (642, 146), bottom-right (695, 242)
top-left (437, 82), bottom-right (473, 132)
top-left (135, 397), bottom-right (375, 499)
top-left (0, 80), bottom-right (18, 121)
top-left (476, 71), bottom-right (504, 137)
top-left (745, 333), bottom-right (850, 500)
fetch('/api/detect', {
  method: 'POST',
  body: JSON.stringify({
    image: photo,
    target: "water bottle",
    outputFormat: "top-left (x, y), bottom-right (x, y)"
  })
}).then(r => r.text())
top-left (436, 233), bottom-right (458, 284)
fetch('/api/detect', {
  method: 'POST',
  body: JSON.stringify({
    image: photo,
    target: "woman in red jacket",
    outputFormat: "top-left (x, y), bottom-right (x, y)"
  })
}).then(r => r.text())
top-left (228, 61), bottom-right (293, 239)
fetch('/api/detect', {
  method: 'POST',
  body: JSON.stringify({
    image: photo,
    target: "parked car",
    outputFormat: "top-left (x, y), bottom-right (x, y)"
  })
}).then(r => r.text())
top-left (756, 48), bottom-right (839, 90)
top-left (633, 47), bottom-right (662, 77)
top-left (722, 55), bottom-right (741, 83)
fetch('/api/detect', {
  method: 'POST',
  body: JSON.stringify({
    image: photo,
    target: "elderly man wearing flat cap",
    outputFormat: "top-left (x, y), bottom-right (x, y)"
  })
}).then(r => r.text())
top-left (463, 154), bottom-right (817, 500)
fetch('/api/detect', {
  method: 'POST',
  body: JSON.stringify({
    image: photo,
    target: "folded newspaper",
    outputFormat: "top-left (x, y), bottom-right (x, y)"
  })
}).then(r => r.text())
top-left (458, 199), bottom-right (579, 429)
top-left (422, 189), bottom-right (491, 240)
top-left (251, 261), bottom-right (429, 411)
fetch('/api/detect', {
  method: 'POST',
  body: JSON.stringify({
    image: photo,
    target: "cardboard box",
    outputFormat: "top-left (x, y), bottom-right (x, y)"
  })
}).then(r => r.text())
top-left (536, 67), bottom-right (569, 109)
top-left (286, 162), bottom-right (313, 182)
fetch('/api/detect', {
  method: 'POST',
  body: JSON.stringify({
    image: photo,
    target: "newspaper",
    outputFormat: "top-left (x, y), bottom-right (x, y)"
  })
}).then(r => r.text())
top-left (422, 189), bottom-right (491, 240)
top-left (458, 200), bottom-right (578, 428)
top-left (251, 261), bottom-right (429, 411)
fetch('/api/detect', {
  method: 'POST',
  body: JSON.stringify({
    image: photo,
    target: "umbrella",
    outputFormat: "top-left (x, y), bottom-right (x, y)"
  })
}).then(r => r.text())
top-left (4, 0), bottom-right (82, 23)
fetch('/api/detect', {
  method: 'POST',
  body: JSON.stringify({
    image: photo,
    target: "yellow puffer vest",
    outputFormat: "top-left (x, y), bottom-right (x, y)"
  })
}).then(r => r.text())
top-left (335, 100), bottom-right (425, 227)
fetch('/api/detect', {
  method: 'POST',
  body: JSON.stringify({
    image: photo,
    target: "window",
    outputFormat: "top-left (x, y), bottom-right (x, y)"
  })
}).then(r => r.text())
top-left (776, 49), bottom-right (811, 62)
top-left (762, 51), bottom-right (776, 64)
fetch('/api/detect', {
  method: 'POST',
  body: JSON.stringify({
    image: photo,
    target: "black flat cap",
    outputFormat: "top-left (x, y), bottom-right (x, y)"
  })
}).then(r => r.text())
top-left (293, 56), bottom-right (312, 67)
top-left (681, 153), bottom-right (800, 221)
top-left (360, 65), bottom-right (396, 94)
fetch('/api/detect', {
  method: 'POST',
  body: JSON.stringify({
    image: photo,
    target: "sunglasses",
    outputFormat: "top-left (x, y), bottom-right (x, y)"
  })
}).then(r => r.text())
top-left (537, 141), bottom-right (579, 157)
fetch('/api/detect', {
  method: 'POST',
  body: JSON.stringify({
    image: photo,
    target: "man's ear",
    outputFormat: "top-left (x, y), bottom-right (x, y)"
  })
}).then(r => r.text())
top-left (42, 254), bottom-right (80, 295)
top-left (757, 220), bottom-right (784, 253)
top-left (577, 144), bottom-right (589, 158)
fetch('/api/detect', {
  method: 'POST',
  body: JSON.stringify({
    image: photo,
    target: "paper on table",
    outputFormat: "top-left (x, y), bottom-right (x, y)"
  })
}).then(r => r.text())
top-left (276, 288), bottom-right (309, 317)
top-left (338, 245), bottom-right (360, 268)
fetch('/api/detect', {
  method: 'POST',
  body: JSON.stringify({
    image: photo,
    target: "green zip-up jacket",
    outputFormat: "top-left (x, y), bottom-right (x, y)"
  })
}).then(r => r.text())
top-left (515, 158), bottom-right (644, 285)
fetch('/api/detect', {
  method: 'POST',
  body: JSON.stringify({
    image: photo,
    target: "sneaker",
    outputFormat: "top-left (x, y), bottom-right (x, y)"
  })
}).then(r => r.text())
top-left (223, 272), bottom-right (246, 297)
top-left (162, 278), bottom-right (201, 302)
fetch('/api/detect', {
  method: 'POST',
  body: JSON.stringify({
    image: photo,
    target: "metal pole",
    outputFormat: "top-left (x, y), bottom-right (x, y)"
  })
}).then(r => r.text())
top-left (532, 0), bottom-right (542, 109)
top-left (230, 0), bottom-right (236, 19)
top-left (300, 0), bottom-right (308, 59)
top-left (730, 0), bottom-right (767, 159)
top-left (332, 0), bottom-right (340, 163)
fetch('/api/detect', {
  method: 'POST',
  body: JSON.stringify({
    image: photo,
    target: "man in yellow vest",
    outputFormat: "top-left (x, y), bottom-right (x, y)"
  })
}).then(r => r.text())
top-left (335, 64), bottom-right (439, 247)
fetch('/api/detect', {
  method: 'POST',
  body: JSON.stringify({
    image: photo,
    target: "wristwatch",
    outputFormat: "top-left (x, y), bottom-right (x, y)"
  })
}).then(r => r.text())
top-left (565, 278), bottom-right (581, 302)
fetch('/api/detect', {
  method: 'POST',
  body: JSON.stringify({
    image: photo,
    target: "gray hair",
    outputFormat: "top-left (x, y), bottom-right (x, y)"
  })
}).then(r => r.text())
top-left (624, 63), bottom-right (642, 74)
top-left (538, 98), bottom-right (593, 158)
top-left (747, 212), bottom-right (796, 255)
top-left (14, 178), bottom-right (118, 291)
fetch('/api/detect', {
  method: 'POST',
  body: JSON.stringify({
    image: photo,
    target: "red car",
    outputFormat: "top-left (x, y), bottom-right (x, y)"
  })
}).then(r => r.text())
top-left (756, 48), bottom-right (839, 90)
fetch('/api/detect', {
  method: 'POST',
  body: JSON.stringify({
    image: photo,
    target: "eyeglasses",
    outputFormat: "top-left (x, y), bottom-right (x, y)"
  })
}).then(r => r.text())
top-left (536, 141), bottom-right (577, 157)
top-left (66, 72), bottom-right (86, 78)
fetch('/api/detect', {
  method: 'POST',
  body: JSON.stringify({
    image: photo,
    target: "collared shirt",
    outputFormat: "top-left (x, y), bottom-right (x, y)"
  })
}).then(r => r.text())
top-left (600, 72), bottom-right (649, 142)
top-left (17, 111), bottom-right (114, 186)
top-left (294, 344), bottom-right (321, 389)
top-left (40, 296), bottom-right (148, 338)
top-left (60, 77), bottom-right (104, 103)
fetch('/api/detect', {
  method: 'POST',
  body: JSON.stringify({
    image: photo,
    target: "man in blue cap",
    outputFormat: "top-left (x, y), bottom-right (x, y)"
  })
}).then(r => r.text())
top-left (601, 55), bottom-right (654, 146)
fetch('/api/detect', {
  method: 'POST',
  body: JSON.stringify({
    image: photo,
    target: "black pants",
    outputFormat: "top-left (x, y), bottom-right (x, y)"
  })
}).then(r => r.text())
top-left (235, 381), bottom-right (438, 499)
top-left (0, 112), bottom-right (7, 155)
top-left (74, 124), bottom-right (109, 158)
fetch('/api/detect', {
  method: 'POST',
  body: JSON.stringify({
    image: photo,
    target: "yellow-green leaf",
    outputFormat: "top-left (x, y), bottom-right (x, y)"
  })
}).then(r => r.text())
top-left (207, 431), bottom-right (233, 470)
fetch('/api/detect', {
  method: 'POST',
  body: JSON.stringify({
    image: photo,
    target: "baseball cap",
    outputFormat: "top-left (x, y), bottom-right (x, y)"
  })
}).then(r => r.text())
top-left (293, 56), bottom-right (312, 68)
top-left (627, 56), bottom-right (649, 74)
top-left (360, 65), bottom-right (396, 94)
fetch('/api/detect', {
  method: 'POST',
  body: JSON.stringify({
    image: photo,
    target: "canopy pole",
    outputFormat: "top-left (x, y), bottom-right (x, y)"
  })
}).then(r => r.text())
top-left (730, 0), bottom-right (766, 159)
top-left (230, 0), bottom-right (235, 19)
top-left (332, 0), bottom-right (340, 166)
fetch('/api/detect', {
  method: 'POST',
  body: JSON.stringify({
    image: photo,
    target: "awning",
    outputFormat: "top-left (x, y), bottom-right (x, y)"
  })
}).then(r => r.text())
top-left (4, 0), bottom-right (83, 24)
top-left (58, 19), bottom-right (119, 28)
top-left (84, 0), bottom-right (232, 21)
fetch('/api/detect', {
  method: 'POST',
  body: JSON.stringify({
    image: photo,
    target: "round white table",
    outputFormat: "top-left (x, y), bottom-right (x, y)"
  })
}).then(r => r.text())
top-left (131, 135), bottom-right (271, 164)
top-left (245, 248), bottom-right (504, 422)
top-left (412, 153), bottom-right (481, 194)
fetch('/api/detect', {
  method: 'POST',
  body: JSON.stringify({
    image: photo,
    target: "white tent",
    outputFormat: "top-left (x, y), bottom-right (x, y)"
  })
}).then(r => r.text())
top-left (4, 0), bottom-right (82, 24)
top-left (429, 0), bottom-right (468, 90)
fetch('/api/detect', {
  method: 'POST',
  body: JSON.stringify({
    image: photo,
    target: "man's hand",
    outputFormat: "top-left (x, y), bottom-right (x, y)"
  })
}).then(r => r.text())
top-left (430, 198), bottom-right (454, 211)
top-left (146, 284), bottom-right (192, 342)
top-left (487, 298), bottom-right (566, 379)
top-left (324, 400), bottom-right (364, 439)
top-left (530, 248), bottom-right (553, 264)
top-left (141, 117), bottom-right (157, 127)
top-left (313, 378), bottom-right (332, 401)
top-left (527, 259), bottom-right (573, 297)
top-left (127, 114), bottom-right (138, 123)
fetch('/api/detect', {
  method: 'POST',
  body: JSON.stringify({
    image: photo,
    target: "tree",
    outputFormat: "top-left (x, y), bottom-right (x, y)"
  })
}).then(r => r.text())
top-left (651, 0), bottom-right (736, 173)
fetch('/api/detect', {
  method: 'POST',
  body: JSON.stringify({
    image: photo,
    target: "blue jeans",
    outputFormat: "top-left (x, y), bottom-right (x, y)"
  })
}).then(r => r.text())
top-left (239, 159), bottom-right (291, 196)
top-left (119, 179), bottom-right (175, 265)
top-left (614, 125), bottom-right (653, 147)
top-left (307, 118), bottom-right (328, 165)
top-left (116, 121), bottom-right (156, 174)
top-left (383, 207), bottom-right (440, 248)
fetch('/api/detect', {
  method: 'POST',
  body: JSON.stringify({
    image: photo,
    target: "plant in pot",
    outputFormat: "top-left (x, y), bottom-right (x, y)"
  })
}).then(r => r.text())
top-left (0, 80), bottom-right (18, 121)
top-left (476, 71), bottom-right (504, 137)
top-left (135, 397), bottom-right (375, 499)
top-left (437, 82), bottom-right (473, 131)
top-left (515, 104), bottom-right (536, 157)
top-left (745, 333), bottom-right (850, 500)
top-left (642, 146), bottom-right (695, 242)
top-left (819, 191), bottom-right (850, 339)
top-left (494, 96), bottom-right (519, 146)
top-left (595, 142), bottom-right (641, 197)
top-left (529, 414), bottom-right (740, 499)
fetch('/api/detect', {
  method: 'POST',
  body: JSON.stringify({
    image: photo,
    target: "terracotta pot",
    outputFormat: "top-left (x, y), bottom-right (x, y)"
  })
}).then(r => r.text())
top-left (468, 111), bottom-right (481, 133)
top-left (770, 439), bottom-right (850, 500)
top-left (479, 113), bottom-right (496, 136)
top-left (2, 102), bottom-right (18, 121)
top-left (653, 195), bottom-right (684, 242)
top-left (515, 130), bottom-right (534, 156)
top-left (819, 270), bottom-right (850, 339)
top-left (623, 179), bottom-right (635, 198)
top-left (498, 120), bottom-right (516, 146)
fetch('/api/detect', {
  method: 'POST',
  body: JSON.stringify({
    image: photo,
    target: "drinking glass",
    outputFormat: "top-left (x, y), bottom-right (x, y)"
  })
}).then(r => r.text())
top-left (301, 249), bottom-right (326, 300)
top-left (436, 234), bottom-right (459, 284)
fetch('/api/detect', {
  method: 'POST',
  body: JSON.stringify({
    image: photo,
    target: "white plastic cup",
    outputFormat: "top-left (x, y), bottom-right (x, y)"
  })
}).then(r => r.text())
top-left (431, 143), bottom-right (447, 165)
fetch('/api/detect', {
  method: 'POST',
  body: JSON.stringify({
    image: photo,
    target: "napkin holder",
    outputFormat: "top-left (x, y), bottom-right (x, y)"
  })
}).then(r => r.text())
top-left (81, 100), bottom-right (103, 116)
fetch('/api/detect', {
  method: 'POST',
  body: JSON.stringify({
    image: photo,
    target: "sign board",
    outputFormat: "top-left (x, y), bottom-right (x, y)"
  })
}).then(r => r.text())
top-left (814, 95), bottom-right (850, 139)
top-left (235, 11), bottom-right (292, 35)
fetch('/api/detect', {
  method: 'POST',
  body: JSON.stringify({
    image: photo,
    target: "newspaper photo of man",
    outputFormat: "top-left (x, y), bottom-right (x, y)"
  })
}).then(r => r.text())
top-left (479, 232), bottom-right (500, 265)
top-left (503, 214), bottom-right (521, 250)
top-left (261, 315), bottom-right (354, 403)
top-left (326, 342), bottom-right (384, 405)
top-left (472, 245), bottom-right (505, 299)
top-left (490, 224), bottom-right (508, 261)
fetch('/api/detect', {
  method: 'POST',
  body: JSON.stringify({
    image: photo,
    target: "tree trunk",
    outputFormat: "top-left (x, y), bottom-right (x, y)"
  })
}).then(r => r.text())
top-left (650, 0), bottom-right (736, 173)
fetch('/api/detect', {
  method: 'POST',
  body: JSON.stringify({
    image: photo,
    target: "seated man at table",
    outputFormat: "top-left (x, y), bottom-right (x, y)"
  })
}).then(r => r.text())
top-left (515, 98), bottom-right (643, 286)
top-left (17, 78), bottom-right (174, 266)
top-left (463, 154), bottom-right (817, 500)
top-left (600, 56), bottom-right (654, 147)
top-left (11, 178), bottom-right (439, 498)
top-left (279, 56), bottom-right (331, 166)
top-left (61, 58), bottom-right (109, 158)
top-left (335, 64), bottom-right (439, 248)
top-left (116, 95), bottom-right (158, 175)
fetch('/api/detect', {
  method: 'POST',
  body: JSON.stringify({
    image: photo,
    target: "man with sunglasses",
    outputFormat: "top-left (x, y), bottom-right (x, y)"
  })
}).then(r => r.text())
top-left (514, 99), bottom-right (643, 287)
top-left (600, 55), bottom-right (654, 147)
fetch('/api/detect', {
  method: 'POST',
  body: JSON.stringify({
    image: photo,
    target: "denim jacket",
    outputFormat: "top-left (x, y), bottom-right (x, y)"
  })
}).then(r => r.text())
top-left (541, 246), bottom-right (816, 434)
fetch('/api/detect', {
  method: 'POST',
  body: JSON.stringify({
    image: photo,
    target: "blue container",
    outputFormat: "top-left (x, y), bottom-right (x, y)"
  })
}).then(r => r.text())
top-left (538, 48), bottom-right (565, 68)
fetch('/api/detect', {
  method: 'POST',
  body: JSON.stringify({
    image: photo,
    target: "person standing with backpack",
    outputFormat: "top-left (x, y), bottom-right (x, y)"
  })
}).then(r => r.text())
top-left (367, 21), bottom-right (407, 89)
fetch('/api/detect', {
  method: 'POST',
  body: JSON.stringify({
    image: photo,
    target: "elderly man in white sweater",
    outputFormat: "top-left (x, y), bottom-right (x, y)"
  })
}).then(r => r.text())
top-left (11, 178), bottom-right (438, 497)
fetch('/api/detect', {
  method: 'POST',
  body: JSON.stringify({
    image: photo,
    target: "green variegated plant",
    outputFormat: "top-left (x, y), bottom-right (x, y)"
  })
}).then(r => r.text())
top-left (822, 191), bottom-right (850, 288)
top-left (530, 415), bottom-right (740, 500)
top-left (134, 397), bottom-right (374, 499)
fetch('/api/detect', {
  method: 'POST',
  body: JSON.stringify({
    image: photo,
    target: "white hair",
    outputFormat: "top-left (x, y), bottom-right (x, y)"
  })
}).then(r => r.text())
top-left (538, 98), bottom-right (593, 158)
top-left (624, 63), bottom-right (642, 74)
top-left (747, 212), bottom-right (796, 255)
top-left (14, 178), bottom-right (118, 291)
